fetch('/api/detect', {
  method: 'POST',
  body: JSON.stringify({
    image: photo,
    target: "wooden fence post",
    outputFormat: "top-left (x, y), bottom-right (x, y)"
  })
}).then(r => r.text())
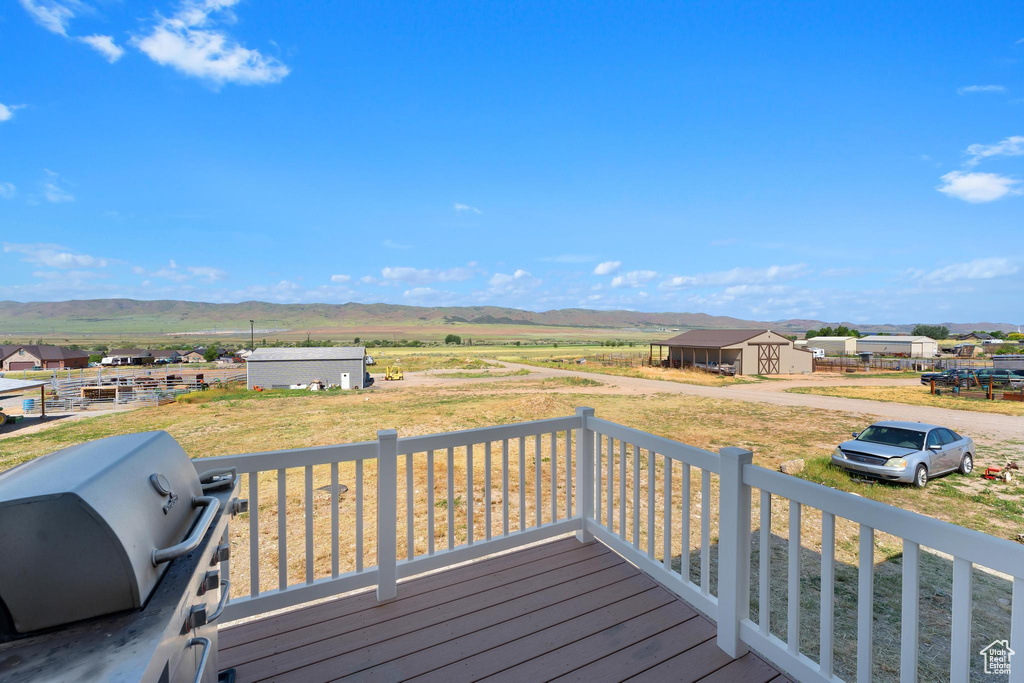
top-left (717, 446), bottom-right (754, 658)
top-left (376, 429), bottom-right (398, 601)
top-left (575, 407), bottom-right (595, 543)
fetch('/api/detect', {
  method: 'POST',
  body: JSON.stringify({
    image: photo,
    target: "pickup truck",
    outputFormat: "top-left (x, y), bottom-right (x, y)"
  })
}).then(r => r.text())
top-left (972, 368), bottom-right (1024, 388)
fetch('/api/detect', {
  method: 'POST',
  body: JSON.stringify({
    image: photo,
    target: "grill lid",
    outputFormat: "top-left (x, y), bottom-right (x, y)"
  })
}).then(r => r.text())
top-left (0, 431), bottom-right (206, 634)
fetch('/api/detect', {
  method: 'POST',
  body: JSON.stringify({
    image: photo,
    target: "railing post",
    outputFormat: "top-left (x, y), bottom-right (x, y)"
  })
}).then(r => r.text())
top-left (376, 429), bottom-right (398, 602)
top-left (575, 407), bottom-right (595, 543)
top-left (717, 446), bottom-right (753, 658)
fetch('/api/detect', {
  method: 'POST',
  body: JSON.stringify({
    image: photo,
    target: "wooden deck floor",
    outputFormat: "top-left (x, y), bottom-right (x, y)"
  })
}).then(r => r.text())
top-left (219, 537), bottom-right (785, 682)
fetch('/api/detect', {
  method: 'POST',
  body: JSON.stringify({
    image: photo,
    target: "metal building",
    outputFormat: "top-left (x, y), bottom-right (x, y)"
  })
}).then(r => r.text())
top-left (805, 336), bottom-right (858, 355)
top-left (648, 329), bottom-right (813, 375)
top-left (246, 347), bottom-right (367, 390)
top-left (855, 335), bottom-right (938, 358)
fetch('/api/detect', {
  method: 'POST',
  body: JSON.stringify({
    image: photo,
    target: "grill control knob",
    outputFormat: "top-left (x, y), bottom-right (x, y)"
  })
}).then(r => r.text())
top-left (150, 473), bottom-right (172, 496)
top-left (188, 604), bottom-right (208, 629)
top-left (211, 543), bottom-right (230, 565)
top-left (199, 570), bottom-right (220, 595)
top-left (231, 498), bottom-right (249, 516)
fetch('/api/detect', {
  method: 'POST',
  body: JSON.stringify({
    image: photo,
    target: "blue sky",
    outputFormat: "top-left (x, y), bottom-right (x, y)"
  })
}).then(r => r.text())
top-left (2, 1), bottom-right (1023, 323)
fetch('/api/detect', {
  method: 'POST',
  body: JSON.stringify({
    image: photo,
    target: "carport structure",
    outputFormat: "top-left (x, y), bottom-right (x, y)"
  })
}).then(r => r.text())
top-left (0, 378), bottom-right (49, 419)
top-left (649, 329), bottom-right (812, 375)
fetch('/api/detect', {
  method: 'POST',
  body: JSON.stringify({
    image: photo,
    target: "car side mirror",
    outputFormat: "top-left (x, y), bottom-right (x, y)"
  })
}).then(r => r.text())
top-left (851, 432), bottom-right (859, 438)
top-left (928, 444), bottom-right (941, 451)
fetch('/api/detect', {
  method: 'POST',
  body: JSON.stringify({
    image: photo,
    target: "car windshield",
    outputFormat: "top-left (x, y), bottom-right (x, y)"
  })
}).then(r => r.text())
top-left (856, 426), bottom-right (924, 450)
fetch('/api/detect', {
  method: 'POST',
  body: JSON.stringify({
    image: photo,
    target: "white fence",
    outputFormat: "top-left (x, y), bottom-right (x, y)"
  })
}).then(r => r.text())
top-left (195, 408), bottom-right (1024, 683)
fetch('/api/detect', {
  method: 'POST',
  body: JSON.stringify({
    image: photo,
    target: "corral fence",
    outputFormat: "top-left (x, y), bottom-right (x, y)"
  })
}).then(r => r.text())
top-left (196, 409), bottom-right (1024, 683)
top-left (814, 356), bottom-right (994, 373)
top-left (20, 367), bottom-right (246, 414)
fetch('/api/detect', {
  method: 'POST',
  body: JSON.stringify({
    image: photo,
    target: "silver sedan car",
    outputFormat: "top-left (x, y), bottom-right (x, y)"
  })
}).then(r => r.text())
top-left (831, 421), bottom-right (975, 488)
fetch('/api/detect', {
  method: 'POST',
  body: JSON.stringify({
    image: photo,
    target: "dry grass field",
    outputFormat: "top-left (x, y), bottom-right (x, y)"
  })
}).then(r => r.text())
top-left (787, 384), bottom-right (1024, 416)
top-left (1, 377), bottom-right (1019, 680)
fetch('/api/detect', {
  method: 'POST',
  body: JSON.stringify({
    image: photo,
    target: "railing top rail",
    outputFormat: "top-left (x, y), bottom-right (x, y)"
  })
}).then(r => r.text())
top-left (396, 415), bottom-right (581, 454)
top-left (587, 417), bottom-right (720, 473)
top-left (745, 464), bottom-right (1024, 577)
top-left (194, 440), bottom-right (377, 475)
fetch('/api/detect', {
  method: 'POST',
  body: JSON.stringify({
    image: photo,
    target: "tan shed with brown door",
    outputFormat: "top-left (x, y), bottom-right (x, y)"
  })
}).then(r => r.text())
top-left (649, 329), bottom-right (812, 376)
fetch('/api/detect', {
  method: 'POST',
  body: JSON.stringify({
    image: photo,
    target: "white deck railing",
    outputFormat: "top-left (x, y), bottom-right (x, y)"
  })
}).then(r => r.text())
top-left (195, 408), bottom-right (1024, 683)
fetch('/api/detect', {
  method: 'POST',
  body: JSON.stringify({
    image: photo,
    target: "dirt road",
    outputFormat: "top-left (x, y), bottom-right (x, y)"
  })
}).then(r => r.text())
top-left (399, 362), bottom-right (1022, 442)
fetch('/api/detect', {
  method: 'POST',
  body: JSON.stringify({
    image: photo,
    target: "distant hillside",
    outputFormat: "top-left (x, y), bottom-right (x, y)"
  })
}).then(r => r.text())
top-left (0, 299), bottom-right (1018, 337)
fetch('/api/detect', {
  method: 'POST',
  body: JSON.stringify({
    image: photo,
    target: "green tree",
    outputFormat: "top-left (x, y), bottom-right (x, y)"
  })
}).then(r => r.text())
top-left (353, 337), bottom-right (360, 344)
top-left (203, 347), bottom-right (219, 362)
top-left (911, 325), bottom-right (949, 339)
top-left (444, 334), bottom-right (462, 345)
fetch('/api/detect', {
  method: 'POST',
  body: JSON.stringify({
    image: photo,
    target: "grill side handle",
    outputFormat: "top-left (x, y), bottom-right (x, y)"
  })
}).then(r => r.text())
top-left (151, 496), bottom-right (220, 566)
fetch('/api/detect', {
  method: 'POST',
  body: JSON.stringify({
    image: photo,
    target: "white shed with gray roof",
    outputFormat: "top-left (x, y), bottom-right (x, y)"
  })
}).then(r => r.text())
top-left (246, 347), bottom-right (367, 390)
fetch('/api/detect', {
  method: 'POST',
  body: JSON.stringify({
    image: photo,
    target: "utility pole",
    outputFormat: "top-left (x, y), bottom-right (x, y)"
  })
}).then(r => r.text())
top-left (250, 320), bottom-right (255, 351)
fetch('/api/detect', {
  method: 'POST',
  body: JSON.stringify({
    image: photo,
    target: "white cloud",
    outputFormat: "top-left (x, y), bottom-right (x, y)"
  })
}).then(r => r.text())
top-left (453, 202), bottom-right (481, 214)
top-left (611, 270), bottom-right (658, 288)
top-left (187, 265), bottom-right (227, 282)
top-left (957, 85), bottom-right (1006, 95)
top-left (359, 275), bottom-right (377, 284)
top-left (381, 265), bottom-right (475, 284)
top-left (402, 287), bottom-right (458, 304)
top-left (660, 264), bottom-right (809, 290)
top-left (920, 257), bottom-right (1019, 283)
top-left (0, 103), bottom-right (25, 123)
top-left (330, 274), bottom-right (351, 283)
top-left (488, 269), bottom-right (540, 292)
top-left (964, 135), bottom-right (1024, 167)
top-left (936, 171), bottom-right (1022, 203)
top-left (132, 0), bottom-right (290, 86)
top-left (18, 0), bottom-right (79, 36)
top-left (381, 239), bottom-right (411, 250)
top-left (0, 183), bottom-right (15, 199)
top-left (79, 34), bottom-right (124, 62)
top-left (42, 183), bottom-right (74, 203)
top-left (3, 242), bottom-right (108, 268)
top-left (593, 260), bottom-right (622, 275)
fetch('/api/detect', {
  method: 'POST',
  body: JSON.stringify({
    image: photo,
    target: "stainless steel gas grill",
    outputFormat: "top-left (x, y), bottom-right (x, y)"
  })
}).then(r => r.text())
top-left (0, 431), bottom-right (247, 682)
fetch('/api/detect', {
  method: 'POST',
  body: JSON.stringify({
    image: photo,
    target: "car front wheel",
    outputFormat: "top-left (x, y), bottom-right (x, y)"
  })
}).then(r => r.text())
top-left (959, 453), bottom-right (973, 475)
top-left (913, 464), bottom-right (928, 488)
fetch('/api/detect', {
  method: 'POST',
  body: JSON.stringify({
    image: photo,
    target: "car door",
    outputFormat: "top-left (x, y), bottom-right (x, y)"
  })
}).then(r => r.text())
top-left (936, 428), bottom-right (962, 472)
top-left (924, 430), bottom-right (945, 471)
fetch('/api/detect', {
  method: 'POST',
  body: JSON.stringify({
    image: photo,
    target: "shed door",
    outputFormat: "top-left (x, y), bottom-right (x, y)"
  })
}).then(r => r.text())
top-left (757, 345), bottom-right (780, 374)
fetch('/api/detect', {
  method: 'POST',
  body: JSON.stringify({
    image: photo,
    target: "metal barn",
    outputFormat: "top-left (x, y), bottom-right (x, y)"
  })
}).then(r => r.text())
top-left (855, 335), bottom-right (938, 358)
top-left (649, 329), bottom-right (813, 375)
top-left (246, 347), bottom-right (367, 390)
top-left (805, 336), bottom-right (858, 355)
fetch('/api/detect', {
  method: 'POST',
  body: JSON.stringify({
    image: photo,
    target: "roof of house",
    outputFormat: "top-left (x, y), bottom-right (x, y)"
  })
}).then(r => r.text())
top-left (0, 345), bottom-right (90, 362)
top-left (858, 335), bottom-right (935, 343)
top-left (247, 347), bottom-right (367, 362)
top-left (957, 332), bottom-right (994, 340)
top-left (109, 348), bottom-right (152, 356)
top-left (654, 329), bottom-right (770, 348)
top-left (149, 350), bottom-right (181, 358)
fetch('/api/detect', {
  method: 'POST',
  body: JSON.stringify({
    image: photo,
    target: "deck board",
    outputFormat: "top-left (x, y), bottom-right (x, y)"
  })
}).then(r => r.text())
top-left (219, 537), bottom-right (782, 682)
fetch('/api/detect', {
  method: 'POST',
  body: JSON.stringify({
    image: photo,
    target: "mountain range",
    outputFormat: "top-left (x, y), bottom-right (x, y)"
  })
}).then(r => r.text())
top-left (0, 299), bottom-right (1018, 337)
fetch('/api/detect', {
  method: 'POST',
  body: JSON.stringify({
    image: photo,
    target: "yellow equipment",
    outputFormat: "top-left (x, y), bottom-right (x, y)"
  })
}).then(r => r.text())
top-left (384, 365), bottom-right (404, 381)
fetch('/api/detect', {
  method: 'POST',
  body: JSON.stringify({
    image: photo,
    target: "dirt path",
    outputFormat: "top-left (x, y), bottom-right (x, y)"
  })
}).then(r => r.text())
top-left (397, 362), bottom-right (1023, 442)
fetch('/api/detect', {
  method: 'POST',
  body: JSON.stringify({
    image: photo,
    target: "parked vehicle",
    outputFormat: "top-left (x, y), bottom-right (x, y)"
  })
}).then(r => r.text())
top-left (972, 368), bottom-right (1024, 388)
top-left (920, 368), bottom-right (967, 386)
top-left (831, 421), bottom-right (974, 488)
